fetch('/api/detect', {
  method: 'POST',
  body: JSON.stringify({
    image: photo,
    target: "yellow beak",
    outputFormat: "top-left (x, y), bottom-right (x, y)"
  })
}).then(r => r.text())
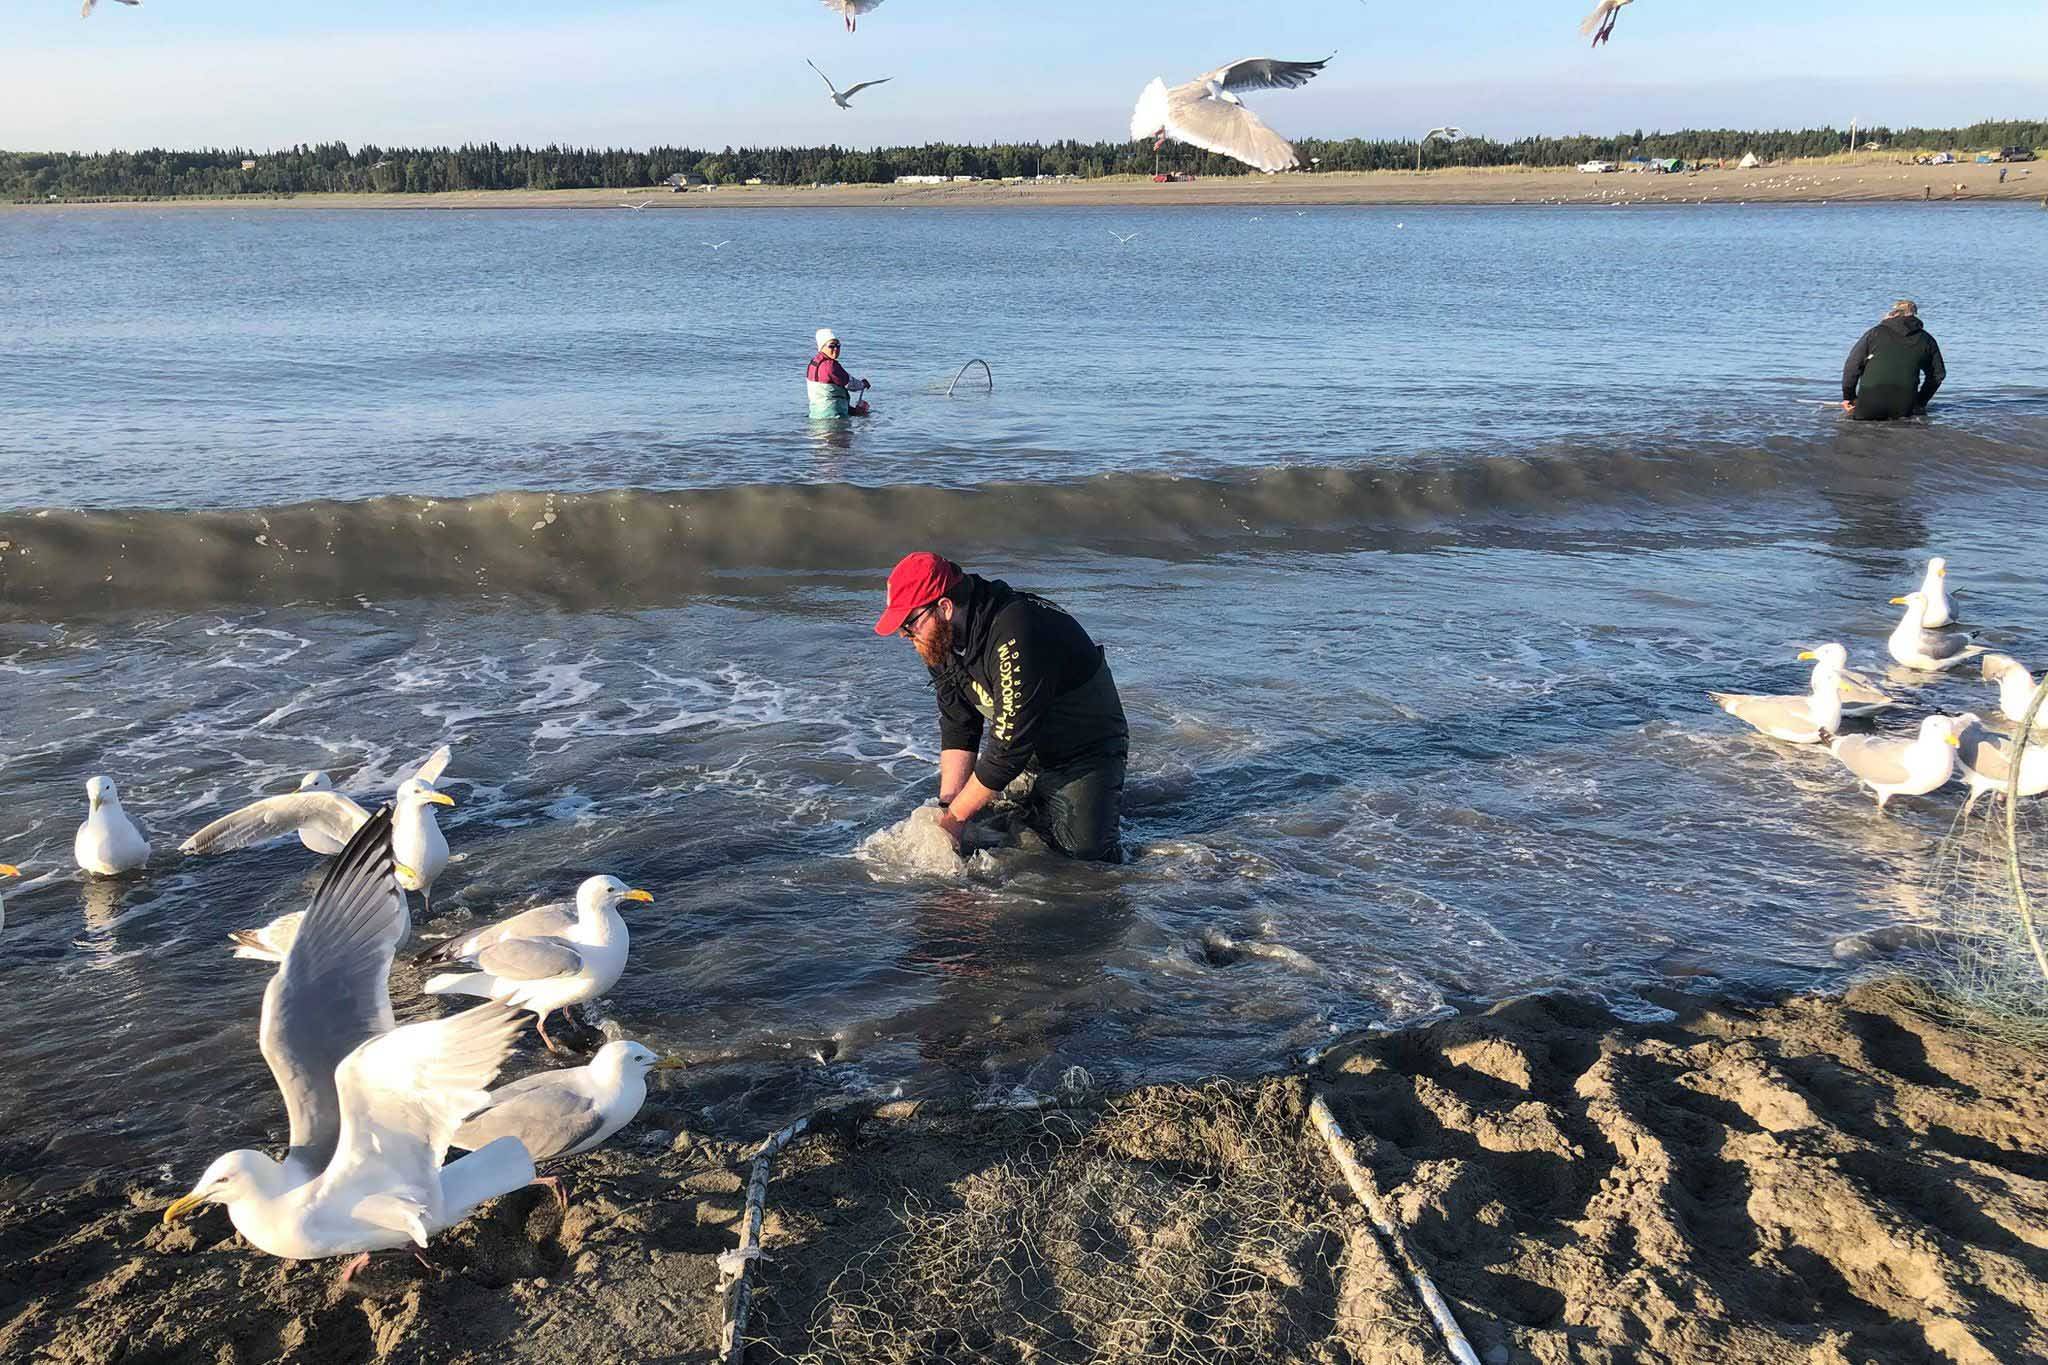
top-left (1889, 596), bottom-right (1909, 605)
top-left (654, 1056), bottom-right (688, 1071)
top-left (1796, 651), bottom-right (1818, 661)
top-left (1947, 734), bottom-right (1962, 748)
top-left (395, 861), bottom-right (421, 883)
top-left (0, 864), bottom-right (18, 879)
top-left (622, 888), bottom-right (654, 904)
top-left (425, 791), bottom-right (456, 807)
top-left (162, 1192), bottom-right (208, 1224)
top-left (1936, 567), bottom-right (1947, 577)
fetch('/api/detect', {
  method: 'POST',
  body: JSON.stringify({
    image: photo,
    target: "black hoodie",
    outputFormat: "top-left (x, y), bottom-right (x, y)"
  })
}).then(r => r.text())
top-left (929, 573), bottom-right (1128, 792)
top-left (1842, 314), bottom-right (1945, 413)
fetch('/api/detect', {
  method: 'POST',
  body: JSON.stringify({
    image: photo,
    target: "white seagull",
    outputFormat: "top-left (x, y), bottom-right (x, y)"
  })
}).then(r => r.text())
top-left (181, 749), bottom-right (457, 915)
top-left (82, 0), bottom-right (141, 16)
top-left (1130, 55), bottom-right (1332, 174)
top-left (1952, 713), bottom-right (2048, 815)
top-left (807, 58), bottom-right (891, 109)
top-left (820, 0), bottom-right (882, 32)
top-left (1110, 230), bottom-right (1140, 245)
top-left (1916, 556), bottom-right (1958, 628)
top-left (1581, 0), bottom-right (1635, 47)
top-left (418, 875), bottom-right (652, 1055)
top-left (452, 1040), bottom-right (682, 1163)
top-left (1708, 645), bottom-right (1846, 744)
top-left (1827, 714), bottom-right (1960, 808)
top-left (1982, 654), bottom-right (2048, 728)
top-left (75, 776), bottom-right (150, 877)
top-left (704, 241), bottom-right (730, 250)
top-left (161, 812), bottom-right (539, 1284)
top-left (1886, 591), bottom-right (1984, 672)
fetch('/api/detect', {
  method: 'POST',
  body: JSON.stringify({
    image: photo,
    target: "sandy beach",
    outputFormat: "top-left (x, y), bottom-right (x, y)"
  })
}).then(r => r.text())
top-left (13, 158), bottom-right (2044, 212)
top-left (5, 977), bottom-right (2044, 1364)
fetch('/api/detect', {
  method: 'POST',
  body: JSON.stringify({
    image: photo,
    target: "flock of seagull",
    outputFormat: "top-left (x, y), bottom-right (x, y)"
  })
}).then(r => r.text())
top-left (1709, 557), bottom-right (2048, 811)
top-left (14, 747), bottom-right (681, 1282)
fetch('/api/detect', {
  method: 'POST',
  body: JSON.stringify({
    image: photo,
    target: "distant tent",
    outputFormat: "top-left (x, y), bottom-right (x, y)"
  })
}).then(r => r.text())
top-left (1737, 151), bottom-right (1762, 169)
top-left (1653, 158), bottom-right (1682, 172)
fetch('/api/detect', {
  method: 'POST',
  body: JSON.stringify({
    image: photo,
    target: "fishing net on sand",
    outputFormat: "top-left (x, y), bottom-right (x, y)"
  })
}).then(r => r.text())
top-left (1922, 706), bottom-right (2048, 1044)
top-left (751, 1080), bottom-right (1411, 1365)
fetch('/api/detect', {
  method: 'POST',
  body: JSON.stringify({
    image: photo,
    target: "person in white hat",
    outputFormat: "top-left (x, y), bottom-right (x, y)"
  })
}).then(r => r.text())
top-left (807, 327), bottom-right (871, 418)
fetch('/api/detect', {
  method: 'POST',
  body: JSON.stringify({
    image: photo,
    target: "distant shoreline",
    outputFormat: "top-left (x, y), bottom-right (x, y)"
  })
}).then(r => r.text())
top-left (9, 160), bottom-right (2043, 211)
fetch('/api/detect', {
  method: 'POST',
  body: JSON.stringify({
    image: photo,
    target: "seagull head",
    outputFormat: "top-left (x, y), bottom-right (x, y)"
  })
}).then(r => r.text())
top-left (298, 771), bottom-right (334, 792)
top-left (578, 874), bottom-right (654, 918)
top-left (86, 775), bottom-right (118, 811)
top-left (1927, 556), bottom-right (1948, 579)
top-left (1981, 653), bottom-right (2026, 683)
top-left (1918, 714), bottom-right (1962, 749)
top-left (596, 1039), bottom-right (682, 1079)
top-left (396, 777), bottom-right (455, 810)
top-left (1797, 643), bottom-right (1849, 671)
top-left (164, 1150), bottom-right (284, 1223)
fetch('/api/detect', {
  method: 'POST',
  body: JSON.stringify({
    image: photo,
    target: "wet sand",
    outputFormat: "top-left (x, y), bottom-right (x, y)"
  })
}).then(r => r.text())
top-left (13, 159), bottom-right (2044, 212)
top-left (6, 978), bottom-right (2045, 1364)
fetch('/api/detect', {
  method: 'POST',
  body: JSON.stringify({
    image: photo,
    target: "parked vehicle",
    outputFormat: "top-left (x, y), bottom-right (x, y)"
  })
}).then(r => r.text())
top-left (2002, 147), bottom-right (2038, 162)
top-left (1577, 160), bottom-right (1615, 174)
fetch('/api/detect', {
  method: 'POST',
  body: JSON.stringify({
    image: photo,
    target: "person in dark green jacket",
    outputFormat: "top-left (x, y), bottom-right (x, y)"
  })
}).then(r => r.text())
top-left (1841, 300), bottom-right (1945, 421)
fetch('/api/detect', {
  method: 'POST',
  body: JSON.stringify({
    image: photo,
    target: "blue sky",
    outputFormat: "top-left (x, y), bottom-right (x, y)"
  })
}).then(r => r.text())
top-left (5, 0), bottom-right (2044, 152)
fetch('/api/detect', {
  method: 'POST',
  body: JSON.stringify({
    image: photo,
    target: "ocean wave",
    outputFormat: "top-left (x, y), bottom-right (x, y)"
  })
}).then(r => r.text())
top-left (4, 427), bottom-right (2043, 615)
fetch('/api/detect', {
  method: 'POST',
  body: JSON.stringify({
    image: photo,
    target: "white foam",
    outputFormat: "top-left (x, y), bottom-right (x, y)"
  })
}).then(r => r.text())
top-left (856, 807), bottom-right (994, 881)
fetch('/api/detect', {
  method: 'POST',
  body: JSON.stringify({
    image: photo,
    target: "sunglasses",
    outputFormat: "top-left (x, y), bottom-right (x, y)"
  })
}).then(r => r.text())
top-left (898, 603), bottom-right (937, 638)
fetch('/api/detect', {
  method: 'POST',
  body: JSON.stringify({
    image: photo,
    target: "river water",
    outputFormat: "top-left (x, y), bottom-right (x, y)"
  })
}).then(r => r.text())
top-left (3, 203), bottom-right (2047, 1185)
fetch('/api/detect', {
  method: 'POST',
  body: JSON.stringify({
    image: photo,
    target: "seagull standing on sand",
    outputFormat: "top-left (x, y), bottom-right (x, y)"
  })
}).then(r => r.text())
top-left (162, 812), bottom-right (542, 1285)
top-left (452, 1040), bottom-right (682, 1164)
top-left (417, 875), bottom-right (652, 1056)
top-left (75, 776), bottom-right (149, 876)
top-left (1708, 645), bottom-right (1846, 744)
top-left (807, 58), bottom-right (891, 109)
top-left (1827, 714), bottom-right (1960, 808)
top-left (821, 0), bottom-right (882, 31)
top-left (1581, 0), bottom-right (1635, 46)
top-left (82, 0), bottom-right (141, 16)
top-left (1130, 55), bottom-right (1332, 174)
top-left (1886, 591), bottom-right (1984, 672)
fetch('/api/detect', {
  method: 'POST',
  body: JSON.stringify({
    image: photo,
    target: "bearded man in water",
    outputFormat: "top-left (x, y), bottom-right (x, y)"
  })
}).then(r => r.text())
top-left (875, 552), bottom-right (1129, 863)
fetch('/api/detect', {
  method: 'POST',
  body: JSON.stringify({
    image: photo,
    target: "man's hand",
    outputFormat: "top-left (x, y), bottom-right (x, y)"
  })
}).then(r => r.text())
top-left (859, 378), bottom-right (872, 391)
top-left (935, 809), bottom-right (966, 849)
top-left (1840, 400), bottom-right (1854, 411)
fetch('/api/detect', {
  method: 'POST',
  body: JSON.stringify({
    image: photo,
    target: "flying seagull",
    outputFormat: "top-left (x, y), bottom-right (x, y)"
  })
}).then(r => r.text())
top-left (1581, 0), bottom-right (1634, 46)
top-left (703, 240), bottom-right (729, 250)
top-left (82, 0), bottom-right (141, 15)
top-left (1130, 56), bottom-right (1332, 174)
top-left (621, 200), bottom-right (651, 212)
top-left (821, 0), bottom-right (882, 32)
top-left (1110, 230), bottom-right (1139, 245)
top-left (808, 58), bottom-right (891, 109)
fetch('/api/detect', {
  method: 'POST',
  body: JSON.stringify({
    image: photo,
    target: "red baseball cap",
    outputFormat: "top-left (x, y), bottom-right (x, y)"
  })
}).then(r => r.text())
top-left (874, 552), bottom-right (962, 636)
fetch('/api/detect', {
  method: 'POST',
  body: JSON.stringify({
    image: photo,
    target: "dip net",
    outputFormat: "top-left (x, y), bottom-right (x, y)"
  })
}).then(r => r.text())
top-left (1924, 705), bottom-right (2048, 1043)
top-left (747, 1078), bottom-right (1429, 1365)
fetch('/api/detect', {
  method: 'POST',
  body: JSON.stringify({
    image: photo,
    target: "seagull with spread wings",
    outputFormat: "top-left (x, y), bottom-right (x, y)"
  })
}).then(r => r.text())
top-left (1581, 0), bottom-right (1634, 46)
top-left (821, 0), bottom-right (882, 32)
top-left (1130, 56), bottom-right (1332, 174)
top-left (808, 58), bottom-right (891, 109)
top-left (162, 811), bottom-right (541, 1284)
top-left (82, 0), bottom-right (141, 16)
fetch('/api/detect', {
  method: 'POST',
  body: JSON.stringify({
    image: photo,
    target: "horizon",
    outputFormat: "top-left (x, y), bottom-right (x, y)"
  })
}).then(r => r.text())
top-left (6, 0), bottom-right (2046, 156)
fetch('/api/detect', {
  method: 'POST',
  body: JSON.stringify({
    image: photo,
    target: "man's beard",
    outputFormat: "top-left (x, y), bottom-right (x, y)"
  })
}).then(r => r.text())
top-left (914, 613), bottom-right (954, 669)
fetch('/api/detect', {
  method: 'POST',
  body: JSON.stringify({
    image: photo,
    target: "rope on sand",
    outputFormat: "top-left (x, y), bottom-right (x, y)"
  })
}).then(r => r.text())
top-left (944, 358), bottom-right (993, 396)
top-left (1307, 1093), bottom-right (1482, 1365)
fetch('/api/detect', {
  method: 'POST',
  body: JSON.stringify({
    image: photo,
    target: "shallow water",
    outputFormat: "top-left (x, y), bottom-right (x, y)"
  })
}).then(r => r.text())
top-left (3, 204), bottom-right (2048, 1183)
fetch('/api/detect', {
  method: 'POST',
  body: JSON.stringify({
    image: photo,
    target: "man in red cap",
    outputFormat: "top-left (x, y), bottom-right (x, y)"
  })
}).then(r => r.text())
top-left (876, 552), bottom-right (1129, 862)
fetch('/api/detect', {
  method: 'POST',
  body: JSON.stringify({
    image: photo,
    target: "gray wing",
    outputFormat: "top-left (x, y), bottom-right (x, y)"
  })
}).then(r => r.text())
top-left (807, 58), bottom-right (838, 94)
top-left (475, 934), bottom-right (585, 980)
top-left (452, 1081), bottom-right (608, 1162)
top-left (400, 744), bottom-right (453, 788)
top-left (180, 790), bottom-right (369, 855)
top-left (840, 78), bottom-right (892, 99)
top-left (1207, 56), bottom-right (1331, 93)
top-left (415, 899), bottom-right (574, 967)
top-left (260, 807), bottom-right (404, 1171)
top-left (1711, 692), bottom-right (1820, 738)
top-left (1915, 629), bottom-right (1977, 663)
top-left (1955, 726), bottom-right (2012, 784)
top-left (1830, 737), bottom-right (1911, 787)
top-left (1165, 82), bottom-right (1299, 173)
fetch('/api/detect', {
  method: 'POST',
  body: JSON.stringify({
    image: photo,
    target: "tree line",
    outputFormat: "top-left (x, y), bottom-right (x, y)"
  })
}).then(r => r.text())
top-left (5, 120), bottom-right (2042, 200)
